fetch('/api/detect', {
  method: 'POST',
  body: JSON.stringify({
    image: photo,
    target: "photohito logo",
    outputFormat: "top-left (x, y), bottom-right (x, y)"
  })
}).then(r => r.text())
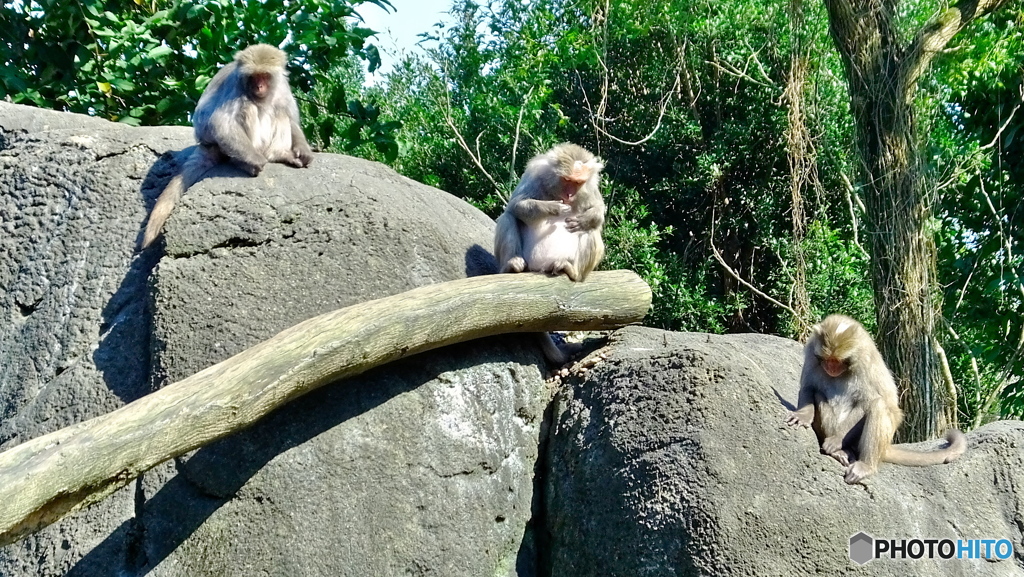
top-left (849, 532), bottom-right (1014, 565)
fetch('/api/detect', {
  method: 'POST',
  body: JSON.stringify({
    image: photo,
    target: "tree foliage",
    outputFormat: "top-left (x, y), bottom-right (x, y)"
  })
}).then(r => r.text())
top-left (372, 0), bottom-right (1022, 429)
top-left (378, 0), bottom-right (859, 334)
top-left (0, 0), bottom-right (400, 156)
top-left (929, 7), bottom-right (1024, 424)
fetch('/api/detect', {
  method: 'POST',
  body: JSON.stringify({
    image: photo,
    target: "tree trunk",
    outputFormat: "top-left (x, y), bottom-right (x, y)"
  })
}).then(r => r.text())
top-left (785, 0), bottom-right (814, 338)
top-left (823, 0), bottom-right (1012, 440)
top-left (0, 270), bottom-right (652, 547)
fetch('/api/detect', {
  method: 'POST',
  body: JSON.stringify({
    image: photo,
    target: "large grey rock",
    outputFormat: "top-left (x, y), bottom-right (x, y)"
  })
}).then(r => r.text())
top-left (140, 337), bottom-right (546, 577)
top-left (0, 102), bottom-right (190, 577)
top-left (149, 150), bottom-right (497, 384)
top-left (137, 142), bottom-right (543, 577)
top-left (545, 326), bottom-right (1024, 576)
top-left (0, 103), bottom-right (548, 577)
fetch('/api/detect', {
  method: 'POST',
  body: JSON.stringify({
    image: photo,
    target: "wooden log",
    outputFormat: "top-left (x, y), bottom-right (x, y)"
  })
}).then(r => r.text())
top-left (0, 270), bottom-right (651, 546)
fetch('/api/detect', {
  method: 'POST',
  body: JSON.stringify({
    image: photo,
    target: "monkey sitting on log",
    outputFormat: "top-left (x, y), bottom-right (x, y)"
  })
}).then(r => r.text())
top-left (786, 314), bottom-right (967, 484)
top-left (141, 43), bottom-right (314, 249)
top-left (494, 143), bottom-right (606, 282)
top-left (493, 143), bottom-right (606, 364)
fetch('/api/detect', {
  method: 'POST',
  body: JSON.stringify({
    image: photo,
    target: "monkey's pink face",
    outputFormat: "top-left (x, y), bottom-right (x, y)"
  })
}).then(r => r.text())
top-left (821, 356), bottom-right (848, 378)
top-left (559, 177), bottom-right (586, 204)
top-left (247, 73), bottom-right (272, 100)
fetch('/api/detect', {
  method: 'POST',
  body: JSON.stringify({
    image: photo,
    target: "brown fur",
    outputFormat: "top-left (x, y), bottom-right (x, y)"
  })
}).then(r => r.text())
top-left (494, 143), bottom-right (605, 282)
top-left (141, 44), bottom-right (313, 249)
top-left (786, 314), bottom-right (967, 484)
top-left (493, 143), bottom-right (606, 364)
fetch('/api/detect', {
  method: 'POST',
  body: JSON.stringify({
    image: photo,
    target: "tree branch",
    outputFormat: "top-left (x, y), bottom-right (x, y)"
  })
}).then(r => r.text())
top-left (0, 271), bottom-right (652, 547)
top-left (709, 216), bottom-right (810, 331)
top-left (434, 71), bottom-right (502, 194)
top-left (901, 0), bottom-right (1014, 94)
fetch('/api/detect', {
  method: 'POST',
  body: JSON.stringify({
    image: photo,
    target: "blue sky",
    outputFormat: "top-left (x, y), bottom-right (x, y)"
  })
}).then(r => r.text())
top-left (357, 0), bottom-right (454, 80)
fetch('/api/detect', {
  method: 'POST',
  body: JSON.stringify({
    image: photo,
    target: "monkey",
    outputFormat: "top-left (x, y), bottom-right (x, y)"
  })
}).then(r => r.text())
top-left (494, 143), bottom-right (606, 282)
top-left (141, 43), bottom-right (314, 249)
top-left (786, 314), bottom-right (967, 484)
top-left (493, 143), bottom-right (606, 364)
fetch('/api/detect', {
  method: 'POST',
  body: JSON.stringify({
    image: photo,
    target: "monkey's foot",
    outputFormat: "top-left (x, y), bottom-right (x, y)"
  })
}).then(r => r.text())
top-left (539, 333), bottom-right (568, 365)
top-left (826, 449), bottom-right (853, 466)
top-left (820, 436), bottom-right (843, 456)
top-left (551, 261), bottom-right (580, 281)
top-left (502, 257), bottom-right (526, 274)
top-left (238, 160), bottom-right (264, 176)
top-left (295, 147), bottom-right (315, 167)
top-left (844, 461), bottom-right (875, 484)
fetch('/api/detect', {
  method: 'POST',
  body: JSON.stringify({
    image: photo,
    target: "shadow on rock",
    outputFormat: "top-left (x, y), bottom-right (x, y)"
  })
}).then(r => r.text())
top-left (90, 152), bottom-right (175, 404)
top-left (465, 243), bottom-right (498, 277)
top-left (68, 356), bottom-right (431, 576)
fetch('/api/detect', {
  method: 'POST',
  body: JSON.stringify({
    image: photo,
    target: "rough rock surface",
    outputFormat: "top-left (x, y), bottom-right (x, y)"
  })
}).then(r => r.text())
top-left (0, 102), bottom-right (548, 577)
top-left (148, 149), bottom-right (498, 385)
top-left (545, 326), bottom-right (1024, 576)
top-left (137, 336), bottom-right (548, 577)
top-left (0, 102), bottom-right (189, 577)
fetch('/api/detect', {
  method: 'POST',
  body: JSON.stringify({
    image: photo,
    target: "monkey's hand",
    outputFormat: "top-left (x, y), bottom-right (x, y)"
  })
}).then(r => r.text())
top-left (293, 145), bottom-right (314, 167)
top-left (546, 201), bottom-right (571, 216)
top-left (565, 206), bottom-right (602, 232)
top-left (844, 461), bottom-right (874, 484)
top-left (565, 215), bottom-right (583, 232)
top-left (786, 406), bottom-right (814, 428)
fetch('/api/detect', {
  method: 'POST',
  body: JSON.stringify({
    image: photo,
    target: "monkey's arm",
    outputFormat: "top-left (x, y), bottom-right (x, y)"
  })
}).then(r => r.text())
top-left (208, 109), bottom-right (269, 176)
top-left (282, 97), bottom-right (313, 167)
top-left (786, 377), bottom-right (816, 428)
top-left (288, 116), bottom-right (314, 167)
top-left (566, 204), bottom-right (605, 232)
top-left (844, 398), bottom-right (892, 483)
top-left (509, 197), bottom-right (569, 223)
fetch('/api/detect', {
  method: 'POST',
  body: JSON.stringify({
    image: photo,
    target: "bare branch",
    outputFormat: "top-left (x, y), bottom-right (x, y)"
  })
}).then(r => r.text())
top-left (705, 55), bottom-right (776, 90)
top-left (0, 271), bottom-right (652, 546)
top-left (840, 173), bottom-right (870, 258)
top-left (434, 67), bottom-right (502, 194)
top-left (901, 0), bottom-right (1015, 94)
top-left (980, 94), bottom-right (1022, 151)
top-left (710, 215), bottom-right (810, 331)
top-left (510, 86), bottom-right (535, 183)
top-left (591, 72), bottom-right (681, 146)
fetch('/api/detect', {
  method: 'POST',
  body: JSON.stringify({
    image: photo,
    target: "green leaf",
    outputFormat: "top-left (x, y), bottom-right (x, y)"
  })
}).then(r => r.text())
top-left (330, 86), bottom-right (348, 111)
top-left (364, 45), bottom-right (381, 73)
top-left (147, 45), bottom-right (174, 61)
top-left (110, 78), bottom-right (137, 92)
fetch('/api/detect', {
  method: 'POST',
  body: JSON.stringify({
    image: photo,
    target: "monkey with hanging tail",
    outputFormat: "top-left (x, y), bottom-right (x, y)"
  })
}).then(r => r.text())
top-left (142, 44), bottom-right (314, 249)
top-left (787, 314), bottom-right (967, 484)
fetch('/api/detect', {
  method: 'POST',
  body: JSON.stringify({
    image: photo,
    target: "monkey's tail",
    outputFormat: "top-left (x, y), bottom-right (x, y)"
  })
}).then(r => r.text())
top-left (539, 333), bottom-right (568, 364)
top-left (140, 148), bottom-right (217, 249)
top-left (884, 429), bottom-right (967, 467)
